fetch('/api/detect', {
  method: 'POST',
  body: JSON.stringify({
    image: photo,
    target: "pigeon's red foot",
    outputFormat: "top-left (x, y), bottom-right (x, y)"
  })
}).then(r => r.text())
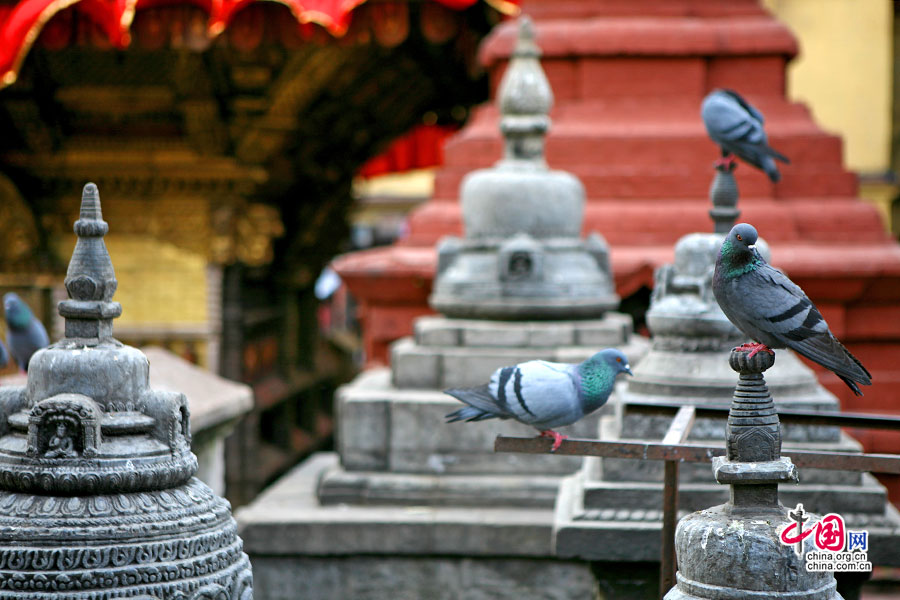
top-left (714, 155), bottom-right (737, 171)
top-left (539, 430), bottom-right (567, 452)
top-left (734, 342), bottom-right (774, 359)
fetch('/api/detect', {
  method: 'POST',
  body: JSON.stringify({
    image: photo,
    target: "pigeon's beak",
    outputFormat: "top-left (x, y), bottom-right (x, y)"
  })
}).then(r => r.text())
top-left (624, 365), bottom-right (633, 376)
top-left (748, 244), bottom-right (756, 250)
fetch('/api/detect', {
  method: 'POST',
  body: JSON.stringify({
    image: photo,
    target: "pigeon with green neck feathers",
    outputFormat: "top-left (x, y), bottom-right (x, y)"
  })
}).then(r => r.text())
top-left (445, 349), bottom-right (632, 451)
top-left (713, 223), bottom-right (871, 396)
top-left (3, 292), bottom-right (49, 372)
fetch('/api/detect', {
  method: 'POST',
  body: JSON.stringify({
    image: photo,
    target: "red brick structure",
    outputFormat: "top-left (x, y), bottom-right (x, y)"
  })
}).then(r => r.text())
top-left (334, 1), bottom-right (900, 432)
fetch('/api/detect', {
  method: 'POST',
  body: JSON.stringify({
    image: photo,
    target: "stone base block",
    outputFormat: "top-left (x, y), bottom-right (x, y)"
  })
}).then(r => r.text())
top-left (238, 453), bottom-right (598, 600)
top-left (250, 555), bottom-right (597, 600)
top-left (552, 468), bottom-right (900, 566)
top-left (337, 368), bottom-right (608, 475)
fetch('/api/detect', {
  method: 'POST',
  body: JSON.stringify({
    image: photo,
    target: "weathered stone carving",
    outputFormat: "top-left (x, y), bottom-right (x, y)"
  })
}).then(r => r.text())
top-left (664, 349), bottom-right (842, 600)
top-left (0, 183), bottom-right (252, 599)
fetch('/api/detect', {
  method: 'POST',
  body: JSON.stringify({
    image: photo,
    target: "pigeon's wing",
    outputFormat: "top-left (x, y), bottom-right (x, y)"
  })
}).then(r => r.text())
top-left (489, 360), bottom-right (581, 428)
top-left (740, 265), bottom-right (871, 388)
top-left (721, 89), bottom-right (765, 124)
top-left (0, 340), bottom-right (7, 369)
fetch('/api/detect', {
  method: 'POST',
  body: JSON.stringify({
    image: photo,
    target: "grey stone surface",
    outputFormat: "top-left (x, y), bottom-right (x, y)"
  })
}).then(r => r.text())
top-left (390, 337), bottom-right (441, 389)
top-left (414, 316), bottom-right (462, 347)
top-left (393, 314), bottom-right (647, 389)
top-left (238, 453), bottom-right (559, 557)
top-left (251, 556), bottom-right (597, 600)
top-left (318, 466), bottom-right (565, 507)
top-left (0, 183), bottom-right (251, 599)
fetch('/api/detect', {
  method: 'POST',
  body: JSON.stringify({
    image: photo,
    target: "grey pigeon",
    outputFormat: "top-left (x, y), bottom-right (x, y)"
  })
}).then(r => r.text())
top-left (0, 339), bottom-right (7, 369)
top-left (3, 292), bottom-right (49, 372)
top-left (713, 223), bottom-right (871, 396)
top-left (701, 89), bottom-right (790, 182)
top-left (445, 348), bottom-right (633, 451)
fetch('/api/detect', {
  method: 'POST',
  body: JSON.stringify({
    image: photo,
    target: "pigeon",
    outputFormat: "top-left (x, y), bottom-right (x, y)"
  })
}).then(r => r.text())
top-left (3, 292), bottom-right (49, 372)
top-left (0, 339), bottom-right (7, 369)
top-left (445, 349), bottom-right (633, 451)
top-left (701, 89), bottom-right (790, 182)
top-left (713, 223), bottom-right (871, 396)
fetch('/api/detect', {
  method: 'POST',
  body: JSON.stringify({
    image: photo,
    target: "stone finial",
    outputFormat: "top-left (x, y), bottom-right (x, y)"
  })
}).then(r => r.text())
top-left (58, 183), bottom-right (122, 339)
top-left (726, 349), bottom-right (780, 463)
top-left (709, 161), bottom-right (740, 234)
top-left (498, 16), bottom-right (553, 162)
top-left (714, 348), bottom-right (798, 509)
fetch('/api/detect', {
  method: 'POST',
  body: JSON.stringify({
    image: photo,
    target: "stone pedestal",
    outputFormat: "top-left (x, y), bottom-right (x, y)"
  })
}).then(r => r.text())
top-left (664, 350), bottom-right (842, 600)
top-left (238, 310), bottom-right (646, 598)
top-left (238, 20), bottom-right (651, 597)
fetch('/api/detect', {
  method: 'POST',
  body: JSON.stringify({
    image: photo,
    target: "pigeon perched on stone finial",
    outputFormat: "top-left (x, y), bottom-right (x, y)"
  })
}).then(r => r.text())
top-left (3, 292), bottom-right (49, 372)
top-left (701, 89), bottom-right (790, 182)
top-left (445, 349), bottom-right (632, 451)
top-left (712, 223), bottom-right (871, 395)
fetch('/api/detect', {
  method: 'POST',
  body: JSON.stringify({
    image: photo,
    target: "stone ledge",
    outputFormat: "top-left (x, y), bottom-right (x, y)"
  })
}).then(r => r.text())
top-left (317, 465), bottom-right (564, 508)
top-left (237, 452), bottom-right (559, 557)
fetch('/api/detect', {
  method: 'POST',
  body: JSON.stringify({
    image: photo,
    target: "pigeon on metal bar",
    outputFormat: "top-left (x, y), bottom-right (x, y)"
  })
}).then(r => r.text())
top-left (701, 89), bottom-right (790, 182)
top-left (713, 223), bottom-right (871, 396)
top-left (445, 349), bottom-right (633, 451)
top-left (3, 292), bottom-right (49, 372)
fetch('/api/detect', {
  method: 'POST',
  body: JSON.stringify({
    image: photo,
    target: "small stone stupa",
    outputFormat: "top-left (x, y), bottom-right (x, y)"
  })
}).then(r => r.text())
top-left (430, 16), bottom-right (619, 320)
top-left (665, 349), bottom-right (842, 600)
top-left (0, 183), bottom-right (252, 599)
top-left (237, 18), bottom-right (644, 599)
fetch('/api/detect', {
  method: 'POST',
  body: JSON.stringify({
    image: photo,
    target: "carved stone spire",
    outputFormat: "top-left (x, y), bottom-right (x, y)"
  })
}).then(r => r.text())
top-left (429, 16), bottom-right (618, 319)
top-left (0, 183), bottom-right (253, 598)
top-left (58, 182), bottom-right (122, 340)
top-left (498, 16), bottom-right (552, 164)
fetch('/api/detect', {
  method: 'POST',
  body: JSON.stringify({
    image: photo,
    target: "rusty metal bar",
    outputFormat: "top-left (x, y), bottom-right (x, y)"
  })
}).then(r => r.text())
top-left (493, 436), bottom-right (900, 474)
top-left (624, 400), bottom-right (900, 431)
top-left (660, 406), bottom-right (695, 598)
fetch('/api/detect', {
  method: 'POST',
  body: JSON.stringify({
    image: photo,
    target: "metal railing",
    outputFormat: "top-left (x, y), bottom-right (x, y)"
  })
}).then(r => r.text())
top-left (495, 402), bottom-right (900, 599)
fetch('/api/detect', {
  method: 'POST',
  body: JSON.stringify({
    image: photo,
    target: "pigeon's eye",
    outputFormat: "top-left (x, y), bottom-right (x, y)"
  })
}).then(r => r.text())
top-left (736, 234), bottom-right (743, 241)
top-left (616, 357), bottom-right (622, 363)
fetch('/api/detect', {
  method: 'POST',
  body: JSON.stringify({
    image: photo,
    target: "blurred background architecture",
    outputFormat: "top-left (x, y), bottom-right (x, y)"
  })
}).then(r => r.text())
top-left (1, 0), bottom-right (899, 521)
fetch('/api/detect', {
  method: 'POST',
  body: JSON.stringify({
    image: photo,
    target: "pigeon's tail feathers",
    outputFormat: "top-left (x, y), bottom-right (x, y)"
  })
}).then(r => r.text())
top-left (786, 332), bottom-right (871, 396)
top-left (443, 385), bottom-right (509, 422)
top-left (767, 145), bottom-right (790, 164)
top-left (838, 375), bottom-right (865, 398)
top-left (445, 406), bottom-right (498, 423)
top-left (762, 158), bottom-right (781, 183)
